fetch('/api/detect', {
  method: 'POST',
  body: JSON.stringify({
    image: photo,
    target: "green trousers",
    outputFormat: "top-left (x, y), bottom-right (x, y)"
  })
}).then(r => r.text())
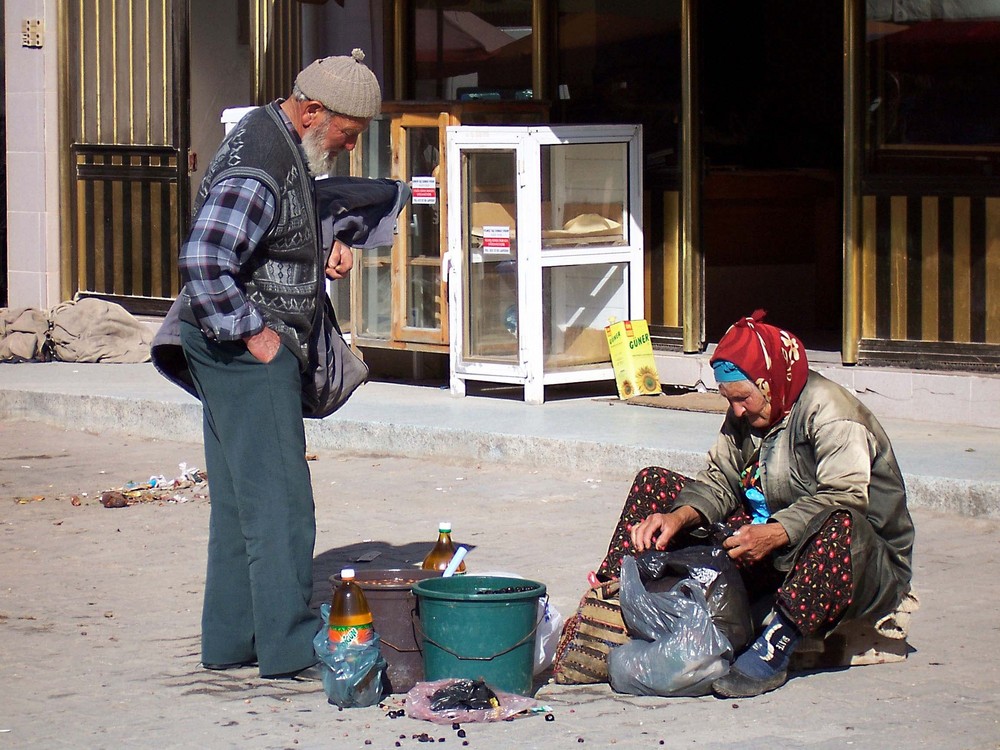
top-left (181, 322), bottom-right (319, 676)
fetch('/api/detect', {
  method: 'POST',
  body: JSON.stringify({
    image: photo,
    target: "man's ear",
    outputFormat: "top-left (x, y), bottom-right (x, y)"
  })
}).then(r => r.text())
top-left (302, 101), bottom-right (326, 128)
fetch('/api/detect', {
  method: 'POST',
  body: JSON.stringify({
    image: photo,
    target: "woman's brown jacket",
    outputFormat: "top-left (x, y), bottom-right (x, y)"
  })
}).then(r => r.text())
top-left (674, 371), bottom-right (915, 622)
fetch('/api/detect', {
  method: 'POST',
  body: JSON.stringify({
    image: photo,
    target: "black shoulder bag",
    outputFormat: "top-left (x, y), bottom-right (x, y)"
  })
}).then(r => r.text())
top-left (301, 292), bottom-right (369, 419)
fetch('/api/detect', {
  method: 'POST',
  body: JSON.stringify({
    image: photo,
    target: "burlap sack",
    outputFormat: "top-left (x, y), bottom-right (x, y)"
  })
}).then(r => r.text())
top-left (49, 298), bottom-right (151, 363)
top-left (0, 307), bottom-right (49, 361)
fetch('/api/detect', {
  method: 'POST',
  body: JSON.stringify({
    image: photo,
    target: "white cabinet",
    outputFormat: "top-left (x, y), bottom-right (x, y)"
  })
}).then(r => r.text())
top-left (446, 125), bottom-right (644, 404)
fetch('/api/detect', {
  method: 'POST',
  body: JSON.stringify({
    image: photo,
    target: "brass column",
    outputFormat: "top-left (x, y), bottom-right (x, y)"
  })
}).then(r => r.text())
top-left (393, 0), bottom-right (409, 100)
top-left (842, 0), bottom-right (863, 362)
top-left (680, 0), bottom-right (703, 352)
top-left (58, 0), bottom-right (74, 300)
top-left (531, 0), bottom-right (551, 102)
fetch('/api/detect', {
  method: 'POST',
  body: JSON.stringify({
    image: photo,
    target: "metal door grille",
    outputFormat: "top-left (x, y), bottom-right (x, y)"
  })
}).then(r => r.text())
top-left (63, 0), bottom-right (302, 305)
top-left (64, 0), bottom-right (187, 302)
top-left (252, 1), bottom-right (301, 104)
top-left (72, 145), bottom-right (181, 298)
top-left (858, 183), bottom-right (1000, 369)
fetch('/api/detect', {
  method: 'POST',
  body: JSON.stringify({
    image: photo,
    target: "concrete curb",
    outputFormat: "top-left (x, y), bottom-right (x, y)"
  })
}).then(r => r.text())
top-left (3, 386), bottom-right (998, 520)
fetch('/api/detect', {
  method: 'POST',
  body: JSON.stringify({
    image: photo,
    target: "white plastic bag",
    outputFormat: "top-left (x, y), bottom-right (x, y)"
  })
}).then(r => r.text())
top-left (535, 596), bottom-right (565, 673)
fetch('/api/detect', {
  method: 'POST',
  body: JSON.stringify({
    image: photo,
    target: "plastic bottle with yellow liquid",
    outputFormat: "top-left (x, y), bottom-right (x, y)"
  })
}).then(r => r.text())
top-left (328, 568), bottom-right (374, 645)
top-left (421, 521), bottom-right (466, 573)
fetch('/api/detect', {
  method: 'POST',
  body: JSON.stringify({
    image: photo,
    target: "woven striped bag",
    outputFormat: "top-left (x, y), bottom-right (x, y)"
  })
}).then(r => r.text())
top-left (552, 580), bottom-right (629, 684)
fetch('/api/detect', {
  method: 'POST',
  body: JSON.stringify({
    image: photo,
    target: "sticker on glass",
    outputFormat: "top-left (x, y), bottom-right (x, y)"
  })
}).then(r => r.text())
top-left (411, 176), bottom-right (437, 205)
top-left (482, 225), bottom-right (511, 254)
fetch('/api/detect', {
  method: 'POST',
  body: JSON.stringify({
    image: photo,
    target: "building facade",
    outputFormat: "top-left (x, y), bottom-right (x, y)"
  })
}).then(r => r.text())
top-left (3, 0), bottom-right (999, 375)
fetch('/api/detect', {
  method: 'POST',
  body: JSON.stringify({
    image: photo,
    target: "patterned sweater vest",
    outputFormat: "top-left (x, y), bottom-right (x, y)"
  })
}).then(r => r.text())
top-left (189, 102), bottom-right (321, 367)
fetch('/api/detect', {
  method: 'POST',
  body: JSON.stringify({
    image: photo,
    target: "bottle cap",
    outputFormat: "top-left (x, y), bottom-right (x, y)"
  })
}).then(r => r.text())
top-left (438, 522), bottom-right (452, 532)
top-left (340, 568), bottom-right (356, 580)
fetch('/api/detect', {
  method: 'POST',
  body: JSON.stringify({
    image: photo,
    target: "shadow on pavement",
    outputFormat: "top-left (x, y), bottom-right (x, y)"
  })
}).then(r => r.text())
top-left (311, 539), bottom-right (477, 606)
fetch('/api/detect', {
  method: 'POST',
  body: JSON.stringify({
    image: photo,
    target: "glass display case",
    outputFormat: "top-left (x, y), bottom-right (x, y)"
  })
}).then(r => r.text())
top-left (343, 102), bottom-right (547, 353)
top-left (446, 125), bottom-right (643, 403)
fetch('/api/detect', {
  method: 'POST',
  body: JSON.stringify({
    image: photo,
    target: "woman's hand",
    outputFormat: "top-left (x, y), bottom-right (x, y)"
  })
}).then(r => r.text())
top-left (630, 506), bottom-right (701, 553)
top-left (325, 240), bottom-right (354, 280)
top-left (722, 522), bottom-right (789, 564)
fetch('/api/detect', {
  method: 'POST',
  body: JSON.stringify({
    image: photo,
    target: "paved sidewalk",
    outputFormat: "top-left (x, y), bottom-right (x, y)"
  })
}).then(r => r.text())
top-left (1, 361), bottom-right (999, 518)
top-left (0, 421), bottom-right (998, 749)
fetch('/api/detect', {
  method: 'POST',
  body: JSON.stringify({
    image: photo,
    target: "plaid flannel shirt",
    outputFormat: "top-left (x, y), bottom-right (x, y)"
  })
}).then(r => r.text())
top-left (179, 177), bottom-right (278, 341)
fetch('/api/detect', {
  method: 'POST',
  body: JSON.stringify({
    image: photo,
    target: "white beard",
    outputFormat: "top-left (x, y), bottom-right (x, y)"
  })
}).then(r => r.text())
top-left (302, 118), bottom-right (336, 177)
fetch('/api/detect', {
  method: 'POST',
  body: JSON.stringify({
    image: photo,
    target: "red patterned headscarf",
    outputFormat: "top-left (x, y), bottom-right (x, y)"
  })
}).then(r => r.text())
top-left (710, 310), bottom-right (808, 426)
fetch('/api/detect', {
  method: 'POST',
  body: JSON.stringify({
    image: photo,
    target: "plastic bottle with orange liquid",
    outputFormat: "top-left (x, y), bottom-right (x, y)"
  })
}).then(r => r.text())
top-left (327, 568), bottom-right (374, 645)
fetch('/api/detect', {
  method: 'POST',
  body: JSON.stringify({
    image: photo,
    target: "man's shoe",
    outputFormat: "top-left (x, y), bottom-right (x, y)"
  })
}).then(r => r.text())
top-left (262, 663), bottom-right (325, 682)
top-left (712, 666), bottom-right (788, 698)
top-left (203, 660), bottom-right (257, 671)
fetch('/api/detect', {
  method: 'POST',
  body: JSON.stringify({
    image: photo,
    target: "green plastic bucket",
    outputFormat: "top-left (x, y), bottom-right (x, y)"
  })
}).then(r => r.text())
top-left (412, 575), bottom-right (546, 696)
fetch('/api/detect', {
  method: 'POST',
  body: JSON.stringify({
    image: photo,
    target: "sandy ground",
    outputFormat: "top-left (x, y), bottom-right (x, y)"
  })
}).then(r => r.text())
top-left (1, 419), bottom-right (999, 750)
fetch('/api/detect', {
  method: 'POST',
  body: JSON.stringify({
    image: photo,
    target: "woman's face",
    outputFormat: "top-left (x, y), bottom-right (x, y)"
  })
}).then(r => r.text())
top-left (718, 379), bottom-right (772, 430)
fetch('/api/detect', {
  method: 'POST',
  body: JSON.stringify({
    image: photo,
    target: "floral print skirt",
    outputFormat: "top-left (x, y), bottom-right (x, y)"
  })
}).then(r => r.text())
top-left (598, 466), bottom-right (855, 636)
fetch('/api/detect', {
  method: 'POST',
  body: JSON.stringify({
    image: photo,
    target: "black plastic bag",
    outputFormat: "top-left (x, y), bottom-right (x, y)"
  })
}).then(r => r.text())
top-left (405, 679), bottom-right (541, 724)
top-left (634, 544), bottom-right (753, 653)
top-left (429, 679), bottom-right (500, 711)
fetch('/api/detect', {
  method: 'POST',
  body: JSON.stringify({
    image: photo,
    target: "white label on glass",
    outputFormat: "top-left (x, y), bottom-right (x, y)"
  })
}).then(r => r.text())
top-left (482, 225), bottom-right (511, 254)
top-left (411, 176), bottom-right (437, 205)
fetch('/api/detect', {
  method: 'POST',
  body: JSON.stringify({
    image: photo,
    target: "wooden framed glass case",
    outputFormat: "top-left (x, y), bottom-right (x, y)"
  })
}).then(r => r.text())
top-left (344, 102), bottom-right (547, 353)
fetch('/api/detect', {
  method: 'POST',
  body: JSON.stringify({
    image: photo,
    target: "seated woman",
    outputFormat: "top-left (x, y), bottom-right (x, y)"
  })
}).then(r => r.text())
top-left (600, 310), bottom-right (914, 698)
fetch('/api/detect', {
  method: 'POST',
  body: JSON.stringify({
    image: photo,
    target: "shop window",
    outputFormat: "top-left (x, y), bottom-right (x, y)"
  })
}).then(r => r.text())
top-left (554, 1), bottom-right (682, 179)
top-left (866, 3), bottom-right (1000, 175)
top-left (699, 2), bottom-right (842, 171)
top-left (412, 0), bottom-right (533, 101)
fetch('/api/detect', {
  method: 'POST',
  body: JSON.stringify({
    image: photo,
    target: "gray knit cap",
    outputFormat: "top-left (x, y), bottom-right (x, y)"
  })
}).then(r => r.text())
top-left (295, 48), bottom-right (381, 120)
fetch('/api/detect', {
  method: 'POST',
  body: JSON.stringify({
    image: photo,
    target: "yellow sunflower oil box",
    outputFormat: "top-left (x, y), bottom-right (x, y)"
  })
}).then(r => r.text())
top-left (604, 319), bottom-right (662, 399)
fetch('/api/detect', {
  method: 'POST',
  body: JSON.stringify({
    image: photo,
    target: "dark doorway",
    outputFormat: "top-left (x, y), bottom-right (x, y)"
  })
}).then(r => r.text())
top-left (699, 2), bottom-right (843, 350)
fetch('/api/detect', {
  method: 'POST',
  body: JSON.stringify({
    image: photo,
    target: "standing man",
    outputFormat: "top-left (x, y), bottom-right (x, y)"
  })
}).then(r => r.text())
top-left (178, 50), bottom-right (380, 680)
